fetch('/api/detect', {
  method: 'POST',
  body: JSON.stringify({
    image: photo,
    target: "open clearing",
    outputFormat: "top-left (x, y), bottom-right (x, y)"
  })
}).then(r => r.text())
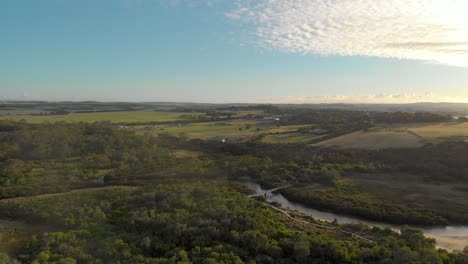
top-left (426, 235), bottom-right (468, 252)
top-left (153, 121), bottom-right (309, 140)
top-left (316, 121), bottom-right (468, 149)
top-left (153, 121), bottom-right (262, 140)
top-left (0, 111), bottom-right (205, 123)
top-left (316, 130), bottom-right (424, 149)
top-left (261, 132), bottom-right (325, 144)
top-left (406, 122), bottom-right (468, 143)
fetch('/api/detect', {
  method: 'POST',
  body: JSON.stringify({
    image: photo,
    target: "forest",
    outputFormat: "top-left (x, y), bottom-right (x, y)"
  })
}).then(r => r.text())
top-left (0, 121), bottom-right (174, 199)
top-left (1, 181), bottom-right (466, 264)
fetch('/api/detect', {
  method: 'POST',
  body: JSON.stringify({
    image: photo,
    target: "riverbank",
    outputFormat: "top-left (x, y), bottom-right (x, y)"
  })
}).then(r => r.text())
top-left (243, 181), bottom-right (468, 252)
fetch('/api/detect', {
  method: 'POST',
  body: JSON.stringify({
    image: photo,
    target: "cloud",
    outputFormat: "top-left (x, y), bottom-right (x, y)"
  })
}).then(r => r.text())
top-left (226, 0), bottom-right (468, 67)
top-left (264, 93), bottom-right (468, 104)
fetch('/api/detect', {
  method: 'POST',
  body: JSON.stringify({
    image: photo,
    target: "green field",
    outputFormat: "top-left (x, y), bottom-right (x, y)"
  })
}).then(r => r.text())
top-left (261, 132), bottom-right (325, 144)
top-left (0, 111), bottom-right (205, 123)
top-left (151, 121), bottom-right (262, 140)
top-left (151, 121), bottom-right (309, 140)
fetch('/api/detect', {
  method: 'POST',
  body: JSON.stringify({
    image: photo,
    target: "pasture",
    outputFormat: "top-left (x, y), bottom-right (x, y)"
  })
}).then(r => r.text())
top-left (407, 122), bottom-right (468, 143)
top-left (152, 121), bottom-right (261, 140)
top-left (0, 111), bottom-right (205, 123)
top-left (316, 130), bottom-right (424, 149)
top-left (261, 132), bottom-right (324, 144)
top-left (152, 121), bottom-right (310, 141)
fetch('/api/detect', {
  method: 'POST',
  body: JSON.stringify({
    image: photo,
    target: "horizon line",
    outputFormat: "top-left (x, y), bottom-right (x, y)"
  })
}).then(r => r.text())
top-left (3, 100), bottom-right (468, 106)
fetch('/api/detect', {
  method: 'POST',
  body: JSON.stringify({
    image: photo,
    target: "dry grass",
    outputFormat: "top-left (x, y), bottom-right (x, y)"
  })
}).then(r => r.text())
top-left (406, 122), bottom-right (468, 143)
top-left (261, 132), bottom-right (324, 144)
top-left (426, 235), bottom-right (468, 252)
top-left (266, 125), bottom-right (311, 133)
top-left (316, 130), bottom-right (424, 149)
top-left (172, 150), bottom-right (202, 158)
top-left (320, 122), bottom-right (468, 149)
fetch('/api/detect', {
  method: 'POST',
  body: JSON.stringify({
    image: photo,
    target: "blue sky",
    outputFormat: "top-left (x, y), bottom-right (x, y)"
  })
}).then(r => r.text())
top-left (2, 0), bottom-right (468, 103)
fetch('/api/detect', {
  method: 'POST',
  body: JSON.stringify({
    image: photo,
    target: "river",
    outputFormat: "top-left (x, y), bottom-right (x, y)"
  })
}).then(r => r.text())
top-left (243, 181), bottom-right (468, 239)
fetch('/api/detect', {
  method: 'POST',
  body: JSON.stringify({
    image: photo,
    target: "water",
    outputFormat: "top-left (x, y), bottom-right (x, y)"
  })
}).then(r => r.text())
top-left (244, 181), bottom-right (468, 237)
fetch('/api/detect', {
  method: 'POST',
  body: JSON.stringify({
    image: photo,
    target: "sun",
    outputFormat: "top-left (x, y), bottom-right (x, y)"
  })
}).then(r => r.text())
top-left (429, 1), bottom-right (468, 33)
top-left (418, 0), bottom-right (468, 66)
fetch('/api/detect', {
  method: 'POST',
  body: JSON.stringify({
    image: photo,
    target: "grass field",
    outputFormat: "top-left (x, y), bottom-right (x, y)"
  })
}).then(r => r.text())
top-left (152, 121), bottom-right (310, 140)
top-left (0, 111), bottom-right (205, 123)
top-left (315, 121), bottom-right (468, 149)
top-left (316, 130), bottom-right (424, 149)
top-left (229, 110), bottom-right (264, 117)
top-left (406, 122), bottom-right (468, 143)
top-left (153, 121), bottom-right (261, 140)
top-left (261, 132), bottom-right (324, 144)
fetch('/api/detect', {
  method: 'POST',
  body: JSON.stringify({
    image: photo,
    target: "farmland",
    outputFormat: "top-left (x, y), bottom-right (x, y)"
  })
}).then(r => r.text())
top-left (150, 121), bottom-right (310, 140)
top-left (407, 122), bottom-right (468, 143)
top-left (316, 129), bottom-right (424, 149)
top-left (261, 132), bottom-right (325, 144)
top-left (153, 121), bottom-right (260, 140)
top-left (316, 121), bottom-right (468, 149)
top-left (0, 111), bottom-right (205, 124)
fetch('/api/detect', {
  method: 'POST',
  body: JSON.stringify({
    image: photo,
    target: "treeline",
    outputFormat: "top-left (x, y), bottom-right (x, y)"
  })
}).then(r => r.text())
top-left (202, 140), bottom-right (468, 184)
top-left (279, 109), bottom-right (450, 126)
top-left (372, 111), bottom-right (451, 124)
top-left (118, 111), bottom-right (243, 127)
top-left (0, 181), bottom-right (464, 264)
top-left (224, 155), bottom-right (372, 189)
top-left (0, 121), bottom-right (171, 162)
top-left (279, 110), bottom-right (373, 137)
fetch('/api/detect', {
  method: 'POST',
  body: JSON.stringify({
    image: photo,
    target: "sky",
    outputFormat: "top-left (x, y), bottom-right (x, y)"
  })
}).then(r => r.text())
top-left (2, 0), bottom-right (468, 103)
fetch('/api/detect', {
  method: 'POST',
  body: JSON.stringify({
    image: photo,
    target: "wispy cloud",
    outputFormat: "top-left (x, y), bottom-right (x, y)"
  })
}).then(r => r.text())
top-left (226, 0), bottom-right (468, 67)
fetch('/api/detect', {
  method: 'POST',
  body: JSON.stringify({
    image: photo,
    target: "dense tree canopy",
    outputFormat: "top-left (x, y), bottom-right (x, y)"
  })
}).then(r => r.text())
top-left (0, 121), bottom-right (174, 199)
top-left (0, 182), bottom-right (461, 264)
